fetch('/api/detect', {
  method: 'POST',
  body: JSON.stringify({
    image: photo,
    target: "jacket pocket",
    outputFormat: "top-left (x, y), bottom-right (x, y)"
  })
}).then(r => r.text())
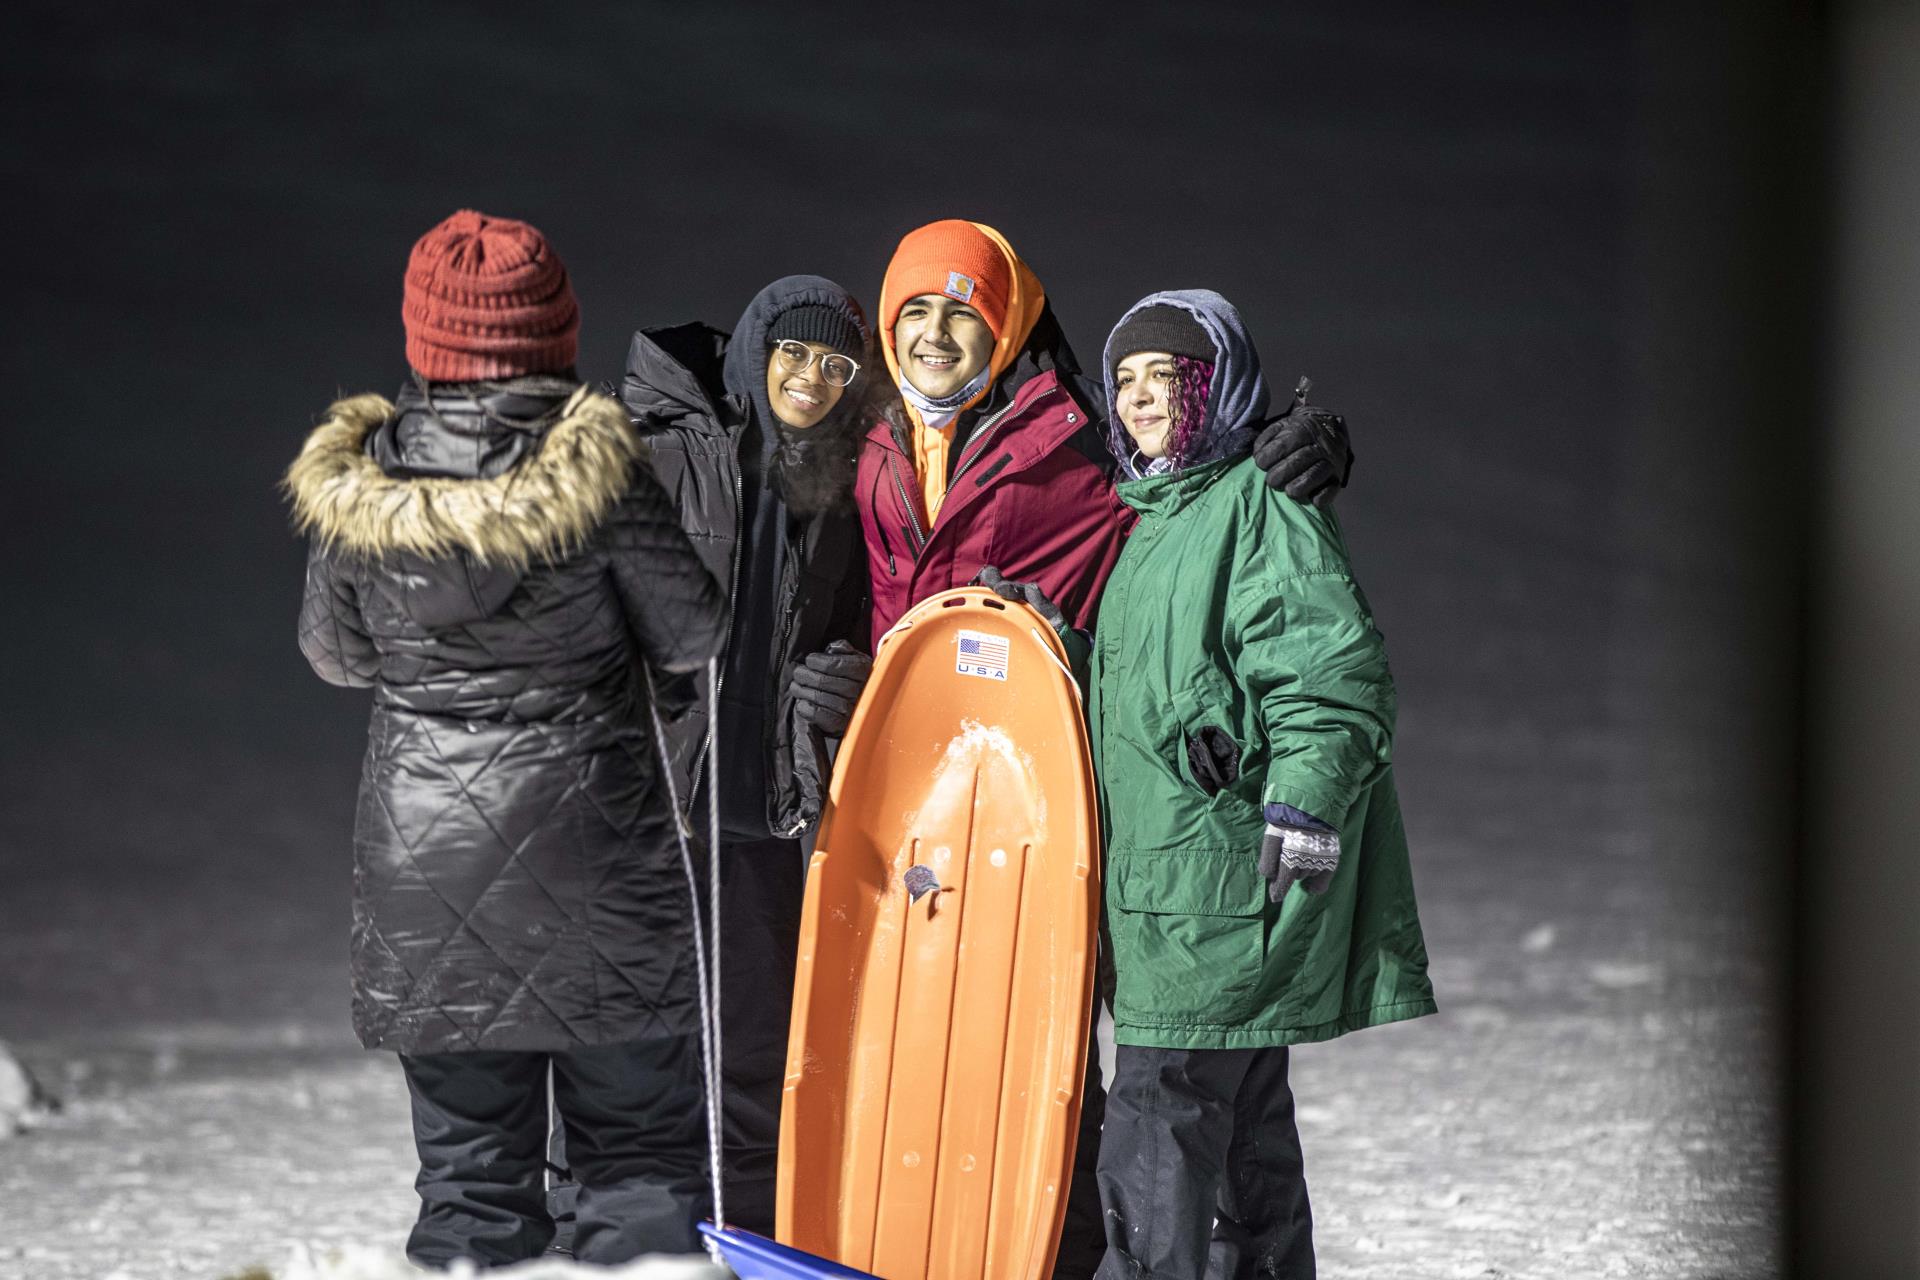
top-left (1169, 675), bottom-right (1248, 797)
top-left (1108, 850), bottom-right (1267, 1029)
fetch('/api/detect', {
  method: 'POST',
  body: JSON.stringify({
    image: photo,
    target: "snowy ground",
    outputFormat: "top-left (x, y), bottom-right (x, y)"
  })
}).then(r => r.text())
top-left (0, 732), bottom-right (1780, 1279)
top-left (1, 943), bottom-right (1776, 1280)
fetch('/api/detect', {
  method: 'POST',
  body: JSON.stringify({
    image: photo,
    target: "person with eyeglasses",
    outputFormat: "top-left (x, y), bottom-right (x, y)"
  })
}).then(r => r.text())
top-left (610, 274), bottom-right (878, 1236)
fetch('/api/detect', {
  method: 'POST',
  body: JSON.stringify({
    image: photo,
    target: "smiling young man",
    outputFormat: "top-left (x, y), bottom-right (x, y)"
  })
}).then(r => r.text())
top-left (848, 220), bottom-right (1356, 1278)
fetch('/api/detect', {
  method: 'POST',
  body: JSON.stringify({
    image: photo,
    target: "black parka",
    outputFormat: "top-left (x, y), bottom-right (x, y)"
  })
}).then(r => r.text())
top-left (289, 380), bottom-right (728, 1053)
top-left (616, 278), bottom-right (870, 839)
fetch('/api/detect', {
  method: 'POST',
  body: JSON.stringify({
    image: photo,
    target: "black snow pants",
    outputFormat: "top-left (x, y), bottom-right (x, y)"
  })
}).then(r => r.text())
top-left (543, 833), bottom-right (807, 1241)
top-left (713, 832), bottom-right (808, 1233)
top-left (399, 1038), bottom-right (708, 1269)
top-left (1093, 1045), bottom-right (1314, 1280)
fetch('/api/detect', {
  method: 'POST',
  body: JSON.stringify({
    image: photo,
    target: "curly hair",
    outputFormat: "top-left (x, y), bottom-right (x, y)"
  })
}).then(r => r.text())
top-left (1165, 356), bottom-right (1215, 468)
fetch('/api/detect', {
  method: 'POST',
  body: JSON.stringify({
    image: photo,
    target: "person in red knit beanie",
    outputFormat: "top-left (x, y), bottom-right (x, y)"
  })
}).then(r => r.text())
top-left (402, 208), bottom-right (581, 381)
top-left (401, 208), bottom-right (579, 379)
top-left (287, 209), bottom-right (729, 1268)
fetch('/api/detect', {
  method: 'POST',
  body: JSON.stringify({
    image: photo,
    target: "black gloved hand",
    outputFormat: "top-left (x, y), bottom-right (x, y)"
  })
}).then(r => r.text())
top-left (1257, 823), bottom-right (1342, 902)
top-left (1252, 376), bottom-right (1353, 510)
top-left (976, 566), bottom-right (1091, 675)
top-left (790, 639), bottom-right (872, 737)
top-left (977, 566), bottom-right (1069, 634)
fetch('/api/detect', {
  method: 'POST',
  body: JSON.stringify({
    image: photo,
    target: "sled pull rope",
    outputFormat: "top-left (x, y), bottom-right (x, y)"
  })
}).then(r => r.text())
top-left (642, 658), bottom-right (727, 1247)
top-left (1029, 627), bottom-right (1082, 705)
top-left (876, 612), bottom-right (917, 651)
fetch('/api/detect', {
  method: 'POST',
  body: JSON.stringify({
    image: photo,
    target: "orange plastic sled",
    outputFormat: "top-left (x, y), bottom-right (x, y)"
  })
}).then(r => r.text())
top-left (776, 587), bottom-right (1100, 1280)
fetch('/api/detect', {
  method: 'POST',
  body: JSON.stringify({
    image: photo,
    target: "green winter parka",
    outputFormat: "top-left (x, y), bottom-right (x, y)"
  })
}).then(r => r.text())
top-left (1098, 454), bottom-right (1428, 1043)
top-left (1089, 402), bottom-right (1434, 1052)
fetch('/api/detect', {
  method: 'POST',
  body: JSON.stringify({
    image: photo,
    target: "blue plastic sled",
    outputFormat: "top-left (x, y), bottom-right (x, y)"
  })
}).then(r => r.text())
top-left (697, 1222), bottom-right (879, 1279)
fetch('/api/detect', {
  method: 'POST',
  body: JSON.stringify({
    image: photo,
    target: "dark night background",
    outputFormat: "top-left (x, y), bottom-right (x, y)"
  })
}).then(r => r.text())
top-left (2, 3), bottom-right (1913, 1277)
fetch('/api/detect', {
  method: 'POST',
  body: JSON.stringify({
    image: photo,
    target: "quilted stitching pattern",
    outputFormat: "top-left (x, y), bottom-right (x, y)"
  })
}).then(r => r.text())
top-left (298, 404), bottom-right (726, 1054)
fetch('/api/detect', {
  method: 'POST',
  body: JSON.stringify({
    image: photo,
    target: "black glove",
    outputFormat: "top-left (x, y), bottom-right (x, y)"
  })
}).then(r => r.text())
top-left (1185, 727), bottom-right (1241, 797)
top-left (1257, 823), bottom-right (1342, 902)
top-left (977, 566), bottom-right (1067, 632)
top-left (976, 566), bottom-right (1090, 672)
top-left (790, 640), bottom-right (872, 736)
top-left (1252, 376), bottom-right (1353, 509)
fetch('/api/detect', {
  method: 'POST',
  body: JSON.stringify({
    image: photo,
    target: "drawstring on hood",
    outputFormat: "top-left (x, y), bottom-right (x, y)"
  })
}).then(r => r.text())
top-left (1102, 289), bottom-right (1271, 481)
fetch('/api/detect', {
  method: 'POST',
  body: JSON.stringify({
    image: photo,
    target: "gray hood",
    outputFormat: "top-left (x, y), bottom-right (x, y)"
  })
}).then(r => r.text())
top-left (1102, 288), bottom-right (1271, 479)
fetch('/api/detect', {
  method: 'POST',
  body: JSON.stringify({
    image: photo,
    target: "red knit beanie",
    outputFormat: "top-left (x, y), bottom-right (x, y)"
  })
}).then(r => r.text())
top-left (402, 209), bottom-right (580, 381)
top-left (879, 219), bottom-right (1016, 339)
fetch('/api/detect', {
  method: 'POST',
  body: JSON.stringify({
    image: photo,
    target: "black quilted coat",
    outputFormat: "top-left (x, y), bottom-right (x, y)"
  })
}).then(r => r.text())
top-left (288, 379), bottom-right (728, 1053)
top-left (617, 278), bottom-right (869, 840)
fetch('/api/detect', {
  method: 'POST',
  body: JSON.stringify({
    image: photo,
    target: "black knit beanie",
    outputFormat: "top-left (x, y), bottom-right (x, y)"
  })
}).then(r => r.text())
top-left (769, 303), bottom-right (866, 357)
top-left (1107, 304), bottom-right (1216, 380)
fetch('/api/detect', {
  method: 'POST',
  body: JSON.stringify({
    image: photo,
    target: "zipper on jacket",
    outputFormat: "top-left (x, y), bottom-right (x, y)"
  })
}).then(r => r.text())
top-left (687, 465), bottom-right (745, 807)
top-left (869, 469), bottom-right (898, 575)
top-left (948, 397), bottom-right (1024, 485)
top-left (885, 420), bottom-right (930, 552)
top-left (887, 454), bottom-right (928, 553)
top-left (765, 521), bottom-right (802, 836)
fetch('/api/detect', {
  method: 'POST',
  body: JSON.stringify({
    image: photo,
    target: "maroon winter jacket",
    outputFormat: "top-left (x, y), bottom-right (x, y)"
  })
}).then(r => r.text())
top-left (857, 367), bottom-right (1134, 648)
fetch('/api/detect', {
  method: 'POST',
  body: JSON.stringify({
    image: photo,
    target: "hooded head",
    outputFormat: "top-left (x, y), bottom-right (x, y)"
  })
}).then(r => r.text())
top-left (720, 274), bottom-right (873, 512)
top-left (1102, 289), bottom-right (1270, 480)
top-left (879, 220), bottom-right (1047, 427)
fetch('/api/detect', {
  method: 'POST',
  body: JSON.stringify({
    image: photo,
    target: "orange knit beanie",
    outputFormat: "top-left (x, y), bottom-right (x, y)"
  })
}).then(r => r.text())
top-left (879, 219), bottom-right (1017, 340)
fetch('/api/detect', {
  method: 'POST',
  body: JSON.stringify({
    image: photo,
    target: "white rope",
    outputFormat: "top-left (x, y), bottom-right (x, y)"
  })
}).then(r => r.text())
top-left (543, 1064), bottom-right (556, 1195)
top-left (875, 612), bottom-right (918, 651)
top-left (1028, 625), bottom-right (1083, 704)
top-left (642, 659), bottom-right (727, 1248)
top-left (702, 656), bottom-right (725, 1229)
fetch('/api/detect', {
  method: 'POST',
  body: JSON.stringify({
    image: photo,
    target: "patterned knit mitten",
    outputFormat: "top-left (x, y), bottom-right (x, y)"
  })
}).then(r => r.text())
top-left (1257, 823), bottom-right (1342, 901)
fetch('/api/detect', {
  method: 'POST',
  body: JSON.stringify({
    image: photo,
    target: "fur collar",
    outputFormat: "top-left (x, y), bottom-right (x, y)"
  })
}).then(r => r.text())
top-left (284, 387), bottom-right (644, 568)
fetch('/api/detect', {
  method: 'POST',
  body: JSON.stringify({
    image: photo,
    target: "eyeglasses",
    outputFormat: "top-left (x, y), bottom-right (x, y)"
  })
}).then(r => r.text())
top-left (773, 339), bottom-right (861, 388)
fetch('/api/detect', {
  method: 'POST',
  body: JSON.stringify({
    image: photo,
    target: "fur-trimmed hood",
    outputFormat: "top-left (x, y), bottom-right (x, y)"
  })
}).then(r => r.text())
top-left (284, 386), bottom-right (644, 569)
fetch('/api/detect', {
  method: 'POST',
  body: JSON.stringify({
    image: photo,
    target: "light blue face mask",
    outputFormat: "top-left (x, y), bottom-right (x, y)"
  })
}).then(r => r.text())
top-left (898, 363), bottom-right (994, 427)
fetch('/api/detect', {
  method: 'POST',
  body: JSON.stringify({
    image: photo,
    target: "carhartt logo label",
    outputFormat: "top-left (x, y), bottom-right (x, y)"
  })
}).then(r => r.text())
top-left (944, 272), bottom-right (976, 303)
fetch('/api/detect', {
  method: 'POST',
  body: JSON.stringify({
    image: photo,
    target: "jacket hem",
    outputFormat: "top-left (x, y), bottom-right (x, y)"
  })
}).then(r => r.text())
top-left (1112, 995), bottom-right (1437, 1050)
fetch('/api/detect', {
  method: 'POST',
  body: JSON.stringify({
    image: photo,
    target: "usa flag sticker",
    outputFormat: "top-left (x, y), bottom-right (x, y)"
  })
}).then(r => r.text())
top-left (955, 628), bottom-right (1010, 681)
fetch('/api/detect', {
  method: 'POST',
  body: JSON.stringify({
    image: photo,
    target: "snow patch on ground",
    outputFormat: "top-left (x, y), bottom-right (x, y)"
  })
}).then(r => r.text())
top-left (0, 1038), bottom-right (56, 1139)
